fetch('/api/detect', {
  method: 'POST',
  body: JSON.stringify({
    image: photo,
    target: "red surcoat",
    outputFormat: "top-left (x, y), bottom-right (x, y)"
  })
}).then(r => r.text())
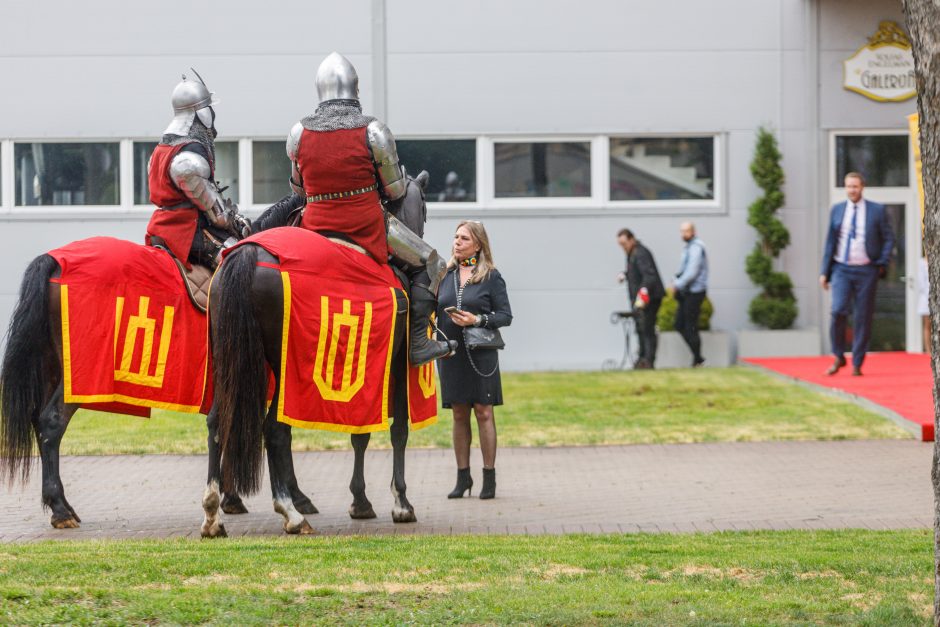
top-left (145, 142), bottom-right (201, 268)
top-left (297, 127), bottom-right (388, 263)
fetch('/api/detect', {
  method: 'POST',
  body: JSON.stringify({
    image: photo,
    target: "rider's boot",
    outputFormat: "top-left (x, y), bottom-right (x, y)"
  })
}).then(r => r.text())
top-left (408, 269), bottom-right (456, 366)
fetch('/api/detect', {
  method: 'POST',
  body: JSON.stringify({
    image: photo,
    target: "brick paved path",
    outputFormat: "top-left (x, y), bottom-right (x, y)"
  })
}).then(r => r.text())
top-left (0, 440), bottom-right (931, 542)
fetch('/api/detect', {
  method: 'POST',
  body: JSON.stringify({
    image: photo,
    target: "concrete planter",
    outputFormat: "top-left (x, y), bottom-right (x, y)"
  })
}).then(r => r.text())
top-left (655, 331), bottom-right (731, 369)
top-left (736, 328), bottom-right (821, 359)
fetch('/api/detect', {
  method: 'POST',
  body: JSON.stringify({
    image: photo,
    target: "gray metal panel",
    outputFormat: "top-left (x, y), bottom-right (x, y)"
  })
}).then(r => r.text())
top-left (387, 0), bottom-right (780, 53)
top-left (387, 51), bottom-right (781, 134)
top-left (817, 0), bottom-right (915, 129)
top-left (0, 54), bottom-right (375, 138)
top-left (0, 1), bottom-right (371, 56)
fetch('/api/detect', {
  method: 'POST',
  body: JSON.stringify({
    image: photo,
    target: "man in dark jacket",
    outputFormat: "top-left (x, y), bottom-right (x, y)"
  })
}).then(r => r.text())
top-left (618, 229), bottom-right (666, 368)
top-left (819, 172), bottom-right (895, 376)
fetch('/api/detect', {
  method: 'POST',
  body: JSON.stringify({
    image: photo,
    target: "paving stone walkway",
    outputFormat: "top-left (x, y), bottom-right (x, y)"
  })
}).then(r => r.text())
top-left (0, 440), bottom-right (931, 542)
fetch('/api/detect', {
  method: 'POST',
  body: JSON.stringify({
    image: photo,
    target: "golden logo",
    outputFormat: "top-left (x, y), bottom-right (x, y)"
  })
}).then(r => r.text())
top-left (113, 296), bottom-right (175, 388)
top-left (417, 362), bottom-right (436, 399)
top-left (313, 297), bottom-right (372, 402)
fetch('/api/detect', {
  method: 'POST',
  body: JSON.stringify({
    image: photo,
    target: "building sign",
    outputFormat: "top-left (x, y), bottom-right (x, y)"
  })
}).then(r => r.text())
top-left (843, 21), bottom-right (916, 103)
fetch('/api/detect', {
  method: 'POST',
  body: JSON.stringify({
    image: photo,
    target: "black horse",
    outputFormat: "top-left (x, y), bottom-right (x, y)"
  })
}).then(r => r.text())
top-left (0, 195), bottom-right (313, 529)
top-left (202, 173), bottom-right (431, 537)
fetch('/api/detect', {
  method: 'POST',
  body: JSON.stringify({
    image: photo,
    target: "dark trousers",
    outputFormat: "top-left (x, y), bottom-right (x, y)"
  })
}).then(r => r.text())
top-left (829, 263), bottom-right (879, 368)
top-left (636, 298), bottom-right (662, 366)
top-left (675, 290), bottom-right (706, 363)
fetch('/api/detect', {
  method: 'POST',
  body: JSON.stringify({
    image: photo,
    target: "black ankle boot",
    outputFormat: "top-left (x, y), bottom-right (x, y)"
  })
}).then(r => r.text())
top-left (479, 467), bottom-right (496, 500)
top-left (409, 282), bottom-right (457, 366)
top-left (448, 468), bottom-right (473, 498)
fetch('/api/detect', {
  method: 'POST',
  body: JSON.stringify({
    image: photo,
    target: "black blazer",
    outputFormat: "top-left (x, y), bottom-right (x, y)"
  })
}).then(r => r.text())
top-left (626, 242), bottom-right (665, 301)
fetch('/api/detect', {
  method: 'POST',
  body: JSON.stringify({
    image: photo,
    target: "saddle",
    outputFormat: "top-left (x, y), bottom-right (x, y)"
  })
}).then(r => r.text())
top-left (150, 235), bottom-right (212, 313)
top-left (171, 258), bottom-right (213, 313)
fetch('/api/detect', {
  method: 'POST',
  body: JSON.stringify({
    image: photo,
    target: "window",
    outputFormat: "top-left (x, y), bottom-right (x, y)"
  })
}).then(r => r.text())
top-left (494, 141), bottom-right (590, 198)
top-left (252, 141), bottom-right (291, 205)
top-left (133, 141), bottom-right (158, 205)
top-left (215, 142), bottom-right (239, 203)
top-left (132, 140), bottom-right (239, 206)
top-left (15, 142), bottom-right (120, 206)
top-left (396, 139), bottom-right (476, 202)
top-left (609, 137), bottom-right (714, 201)
top-left (835, 135), bottom-right (908, 187)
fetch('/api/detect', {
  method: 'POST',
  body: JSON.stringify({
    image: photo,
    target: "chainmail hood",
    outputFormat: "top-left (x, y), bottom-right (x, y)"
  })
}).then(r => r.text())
top-left (301, 99), bottom-right (375, 132)
top-left (161, 118), bottom-right (216, 169)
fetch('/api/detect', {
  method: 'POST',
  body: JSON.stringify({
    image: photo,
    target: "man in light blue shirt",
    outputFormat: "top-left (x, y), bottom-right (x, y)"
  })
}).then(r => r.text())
top-left (671, 222), bottom-right (708, 366)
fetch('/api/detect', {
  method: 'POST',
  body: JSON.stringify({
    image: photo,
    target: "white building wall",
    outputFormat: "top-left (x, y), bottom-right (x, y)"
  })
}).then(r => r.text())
top-left (0, 0), bottom-right (906, 371)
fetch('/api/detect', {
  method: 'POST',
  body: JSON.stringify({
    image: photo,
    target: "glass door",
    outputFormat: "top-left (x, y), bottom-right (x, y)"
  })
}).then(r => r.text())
top-left (829, 132), bottom-right (914, 352)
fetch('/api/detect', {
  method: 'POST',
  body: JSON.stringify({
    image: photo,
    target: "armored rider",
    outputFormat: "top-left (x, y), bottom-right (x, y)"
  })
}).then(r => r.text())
top-left (145, 71), bottom-right (250, 270)
top-left (287, 52), bottom-right (455, 366)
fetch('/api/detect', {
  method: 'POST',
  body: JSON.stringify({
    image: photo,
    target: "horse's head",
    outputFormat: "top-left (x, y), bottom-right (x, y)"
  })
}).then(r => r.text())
top-left (395, 169), bottom-right (430, 238)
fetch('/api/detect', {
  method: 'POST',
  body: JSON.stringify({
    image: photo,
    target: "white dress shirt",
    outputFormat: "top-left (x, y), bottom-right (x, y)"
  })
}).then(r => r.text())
top-left (837, 198), bottom-right (870, 265)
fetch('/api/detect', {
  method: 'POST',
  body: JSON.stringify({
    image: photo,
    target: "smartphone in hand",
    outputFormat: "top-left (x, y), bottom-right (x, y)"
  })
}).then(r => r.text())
top-left (444, 306), bottom-right (459, 314)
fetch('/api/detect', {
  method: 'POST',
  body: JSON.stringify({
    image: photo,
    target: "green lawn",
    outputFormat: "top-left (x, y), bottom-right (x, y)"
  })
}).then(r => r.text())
top-left (59, 367), bottom-right (909, 456)
top-left (0, 531), bottom-right (930, 625)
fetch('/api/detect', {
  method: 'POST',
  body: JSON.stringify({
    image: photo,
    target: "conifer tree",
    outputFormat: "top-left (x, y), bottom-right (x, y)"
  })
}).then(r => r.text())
top-left (746, 127), bottom-right (797, 329)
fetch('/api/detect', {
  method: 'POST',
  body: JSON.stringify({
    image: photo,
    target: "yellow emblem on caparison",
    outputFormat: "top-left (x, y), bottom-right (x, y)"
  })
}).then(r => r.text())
top-left (113, 296), bottom-right (175, 388)
top-left (313, 297), bottom-right (372, 402)
top-left (418, 362), bottom-right (435, 399)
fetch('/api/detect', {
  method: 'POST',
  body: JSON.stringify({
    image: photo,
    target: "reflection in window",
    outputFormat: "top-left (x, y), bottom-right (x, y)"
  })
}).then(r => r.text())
top-left (609, 137), bottom-right (714, 201)
top-left (133, 141), bottom-right (158, 205)
top-left (15, 143), bottom-right (120, 206)
top-left (133, 141), bottom-right (239, 205)
top-left (214, 142), bottom-right (239, 204)
top-left (835, 135), bottom-right (908, 187)
top-left (396, 139), bottom-right (476, 202)
top-left (495, 142), bottom-right (590, 198)
top-left (252, 141), bottom-right (291, 205)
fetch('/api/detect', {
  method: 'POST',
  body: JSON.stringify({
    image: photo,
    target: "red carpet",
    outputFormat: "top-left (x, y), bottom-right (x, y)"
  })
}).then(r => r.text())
top-left (744, 352), bottom-right (935, 442)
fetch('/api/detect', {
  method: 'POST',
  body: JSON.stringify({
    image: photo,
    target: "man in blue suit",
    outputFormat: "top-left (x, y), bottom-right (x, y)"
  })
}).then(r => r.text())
top-left (819, 172), bottom-right (895, 376)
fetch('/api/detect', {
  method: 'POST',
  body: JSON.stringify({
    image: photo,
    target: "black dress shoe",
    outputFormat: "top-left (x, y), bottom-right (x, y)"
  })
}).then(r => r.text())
top-left (852, 367), bottom-right (862, 376)
top-left (825, 357), bottom-right (847, 376)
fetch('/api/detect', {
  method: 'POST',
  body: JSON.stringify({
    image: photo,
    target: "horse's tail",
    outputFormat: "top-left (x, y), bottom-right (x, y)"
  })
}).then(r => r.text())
top-left (215, 245), bottom-right (267, 496)
top-left (1, 254), bottom-right (59, 483)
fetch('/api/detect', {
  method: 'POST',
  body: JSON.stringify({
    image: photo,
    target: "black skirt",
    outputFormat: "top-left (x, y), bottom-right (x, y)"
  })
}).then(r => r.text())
top-left (437, 344), bottom-right (503, 408)
top-left (436, 268), bottom-right (512, 408)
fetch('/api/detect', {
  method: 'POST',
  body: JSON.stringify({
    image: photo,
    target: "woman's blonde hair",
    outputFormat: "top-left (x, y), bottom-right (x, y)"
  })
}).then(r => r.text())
top-left (447, 220), bottom-right (496, 284)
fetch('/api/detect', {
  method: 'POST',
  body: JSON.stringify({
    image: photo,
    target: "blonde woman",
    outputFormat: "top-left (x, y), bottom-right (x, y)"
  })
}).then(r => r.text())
top-left (437, 221), bottom-right (512, 500)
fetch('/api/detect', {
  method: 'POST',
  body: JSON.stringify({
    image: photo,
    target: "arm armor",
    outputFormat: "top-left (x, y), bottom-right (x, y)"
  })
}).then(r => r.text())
top-left (169, 151), bottom-right (232, 228)
top-left (387, 213), bottom-right (447, 293)
top-left (286, 122), bottom-right (305, 196)
top-left (366, 120), bottom-right (406, 202)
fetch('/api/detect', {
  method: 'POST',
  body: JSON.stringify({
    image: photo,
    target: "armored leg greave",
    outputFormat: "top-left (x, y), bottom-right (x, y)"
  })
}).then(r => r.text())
top-left (386, 214), bottom-right (456, 366)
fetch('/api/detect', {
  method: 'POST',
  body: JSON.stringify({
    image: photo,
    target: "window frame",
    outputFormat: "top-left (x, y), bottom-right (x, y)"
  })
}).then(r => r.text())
top-left (130, 137), bottom-right (250, 213)
top-left (0, 133), bottom-right (727, 219)
top-left (396, 135), bottom-right (482, 211)
top-left (8, 138), bottom-right (126, 215)
top-left (483, 135), bottom-right (600, 210)
top-left (604, 133), bottom-right (724, 212)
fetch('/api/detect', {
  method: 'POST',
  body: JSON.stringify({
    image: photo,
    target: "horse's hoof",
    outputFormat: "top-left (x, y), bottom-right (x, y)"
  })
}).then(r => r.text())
top-left (391, 506), bottom-right (417, 523)
top-left (221, 501), bottom-right (249, 515)
top-left (294, 499), bottom-right (319, 515)
top-left (201, 522), bottom-right (228, 539)
top-left (221, 495), bottom-right (249, 515)
top-left (285, 519), bottom-right (316, 535)
top-left (51, 516), bottom-right (80, 529)
top-left (349, 504), bottom-right (377, 520)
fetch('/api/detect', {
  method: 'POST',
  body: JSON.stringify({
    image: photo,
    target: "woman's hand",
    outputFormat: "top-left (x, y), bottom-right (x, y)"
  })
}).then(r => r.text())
top-left (448, 309), bottom-right (480, 327)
